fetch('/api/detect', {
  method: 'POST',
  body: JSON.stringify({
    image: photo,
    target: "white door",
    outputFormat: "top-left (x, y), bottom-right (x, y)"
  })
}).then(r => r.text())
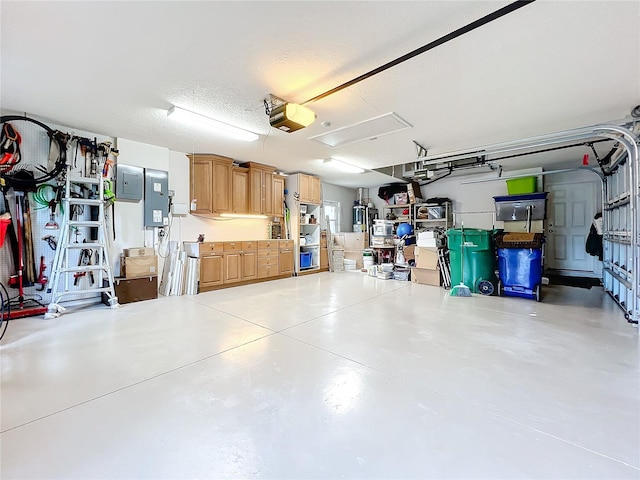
top-left (546, 182), bottom-right (596, 273)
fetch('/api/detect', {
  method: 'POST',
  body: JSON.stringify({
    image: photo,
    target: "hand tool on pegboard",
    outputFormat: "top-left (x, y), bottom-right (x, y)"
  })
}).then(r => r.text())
top-left (1, 188), bottom-right (19, 269)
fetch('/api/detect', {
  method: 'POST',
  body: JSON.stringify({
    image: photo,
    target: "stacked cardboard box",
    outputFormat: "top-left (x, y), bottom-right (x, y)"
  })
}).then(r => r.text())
top-left (120, 247), bottom-right (158, 279)
top-left (332, 233), bottom-right (369, 269)
top-left (331, 248), bottom-right (345, 272)
top-left (416, 230), bottom-right (444, 248)
top-left (410, 246), bottom-right (441, 286)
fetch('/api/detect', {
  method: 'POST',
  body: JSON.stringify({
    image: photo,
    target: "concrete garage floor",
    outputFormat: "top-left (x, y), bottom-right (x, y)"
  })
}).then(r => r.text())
top-left (1, 273), bottom-right (638, 479)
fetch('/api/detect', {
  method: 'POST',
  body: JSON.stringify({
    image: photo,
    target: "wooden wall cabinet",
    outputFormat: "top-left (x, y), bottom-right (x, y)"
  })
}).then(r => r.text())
top-left (232, 167), bottom-right (249, 214)
top-left (189, 154), bottom-right (233, 215)
top-left (242, 162), bottom-right (276, 216)
top-left (298, 173), bottom-right (321, 205)
top-left (273, 175), bottom-right (285, 216)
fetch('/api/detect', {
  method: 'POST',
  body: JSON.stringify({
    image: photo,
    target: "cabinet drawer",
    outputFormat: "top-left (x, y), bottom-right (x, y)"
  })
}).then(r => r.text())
top-left (242, 241), bottom-right (258, 252)
top-left (224, 242), bottom-right (241, 252)
top-left (199, 242), bottom-right (223, 255)
top-left (258, 248), bottom-right (277, 258)
top-left (258, 256), bottom-right (279, 268)
top-left (258, 266), bottom-right (278, 279)
top-left (279, 240), bottom-right (294, 250)
top-left (258, 240), bottom-right (278, 250)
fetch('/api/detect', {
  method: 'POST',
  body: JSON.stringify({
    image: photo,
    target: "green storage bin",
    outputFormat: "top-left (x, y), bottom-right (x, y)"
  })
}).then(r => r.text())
top-left (447, 228), bottom-right (496, 293)
top-left (506, 176), bottom-right (537, 195)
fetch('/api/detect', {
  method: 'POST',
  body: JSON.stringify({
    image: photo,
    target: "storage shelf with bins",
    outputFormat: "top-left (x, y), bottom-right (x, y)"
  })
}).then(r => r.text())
top-left (381, 204), bottom-right (413, 227)
top-left (299, 204), bottom-right (321, 271)
top-left (413, 201), bottom-right (453, 231)
top-left (285, 173), bottom-right (323, 275)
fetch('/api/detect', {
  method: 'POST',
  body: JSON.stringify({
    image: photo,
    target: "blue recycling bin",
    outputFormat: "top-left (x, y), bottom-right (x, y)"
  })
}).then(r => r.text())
top-left (497, 247), bottom-right (543, 301)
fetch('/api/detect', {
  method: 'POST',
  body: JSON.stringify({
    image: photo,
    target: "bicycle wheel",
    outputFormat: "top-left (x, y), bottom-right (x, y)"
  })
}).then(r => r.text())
top-left (0, 115), bottom-right (68, 189)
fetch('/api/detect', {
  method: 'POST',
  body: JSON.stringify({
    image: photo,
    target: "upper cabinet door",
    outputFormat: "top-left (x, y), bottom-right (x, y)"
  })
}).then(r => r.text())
top-left (263, 170), bottom-right (274, 216)
top-left (232, 167), bottom-right (249, 213)
top-left (298, 173), bottom-right (311, 203)
top-left (249, 168), bottom-right (263, 214)
top-left (311, 176), bottom-right (321, 204)
top-left (190, 157), bottom-right (213, 214)
top-left (189, 154), bottom-right (233, 215)
top-left (212, 159), bottom-right (232, 213)
top-left (273, 175), bottom-right (285, 216)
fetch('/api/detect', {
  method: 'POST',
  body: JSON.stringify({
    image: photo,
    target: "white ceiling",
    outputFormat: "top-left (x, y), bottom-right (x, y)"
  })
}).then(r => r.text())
top-left (1, 1), bottom-right (638, 188)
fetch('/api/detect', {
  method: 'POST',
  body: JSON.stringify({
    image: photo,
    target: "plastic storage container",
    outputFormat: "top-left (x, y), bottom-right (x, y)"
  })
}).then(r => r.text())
top-left (494, 193), bottom-right (547, 221)
top-left (497, 247), bottom-right (543, 301)
top-left (447, 228), bottom-right (496, 293)
top-left (300, 251), bottom-right (312, 269)
top-left (506, 176), bottom-right (537, 195)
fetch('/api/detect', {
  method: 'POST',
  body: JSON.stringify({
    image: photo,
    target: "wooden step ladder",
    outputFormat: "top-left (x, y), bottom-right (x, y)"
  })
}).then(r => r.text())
top-left (45, 170), bottom-right (119, 318)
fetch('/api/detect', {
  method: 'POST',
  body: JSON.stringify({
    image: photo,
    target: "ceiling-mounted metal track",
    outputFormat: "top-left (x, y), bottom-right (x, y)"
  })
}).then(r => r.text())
top-left (415, 122), bottom-right (638, 177)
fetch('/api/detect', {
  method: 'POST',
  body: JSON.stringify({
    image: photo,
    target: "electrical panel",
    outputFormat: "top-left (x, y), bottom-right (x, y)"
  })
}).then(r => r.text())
top-left (115, 164), bottom-right (143, 201)
top-left (144, 168), bottom-right (169, 227)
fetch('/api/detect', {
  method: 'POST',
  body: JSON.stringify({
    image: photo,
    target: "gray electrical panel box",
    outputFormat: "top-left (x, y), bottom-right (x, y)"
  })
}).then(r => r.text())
top-left (144, 168), bottom-right (169, 227)
top-left (115, 164), bottom-right (144, 201)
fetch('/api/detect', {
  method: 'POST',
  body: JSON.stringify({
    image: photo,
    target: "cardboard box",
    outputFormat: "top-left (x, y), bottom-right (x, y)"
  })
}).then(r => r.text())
top-left (394, 192), bottom-right (408, 205)
top-left (418, 231), bottom-right (436, 240)
top-left (403, 244), bottom-right (415, 262)
top-left (407, 181), bottom-right (423, 204)
top-left (414, 247), bottom-right (439, 269)
top-left (344, 251), bottom-right (364, 269)
top-left (417, 238), bottom-right (442, 248)
top-left (342, 233), bottom-right (369, 250)
top-left (124, 247), bottom-right (155, 257)
top-left (411, 267), bottom-right (441, 286)
top-left (122, 255), bottom-right (158, 278)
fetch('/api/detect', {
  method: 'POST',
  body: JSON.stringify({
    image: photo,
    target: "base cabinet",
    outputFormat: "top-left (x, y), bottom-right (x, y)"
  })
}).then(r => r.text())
top-left (198, 240), bottom-right (289, 291)
top-left (200, 254), bottom-right (224, 288)
top-left (258, 240), bottom-right (279, 279)
top-left (279, 240), bottom-right (294, 275)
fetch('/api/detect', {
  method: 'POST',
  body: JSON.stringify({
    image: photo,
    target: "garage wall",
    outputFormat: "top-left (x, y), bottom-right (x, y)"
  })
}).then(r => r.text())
top-left (320, 182), bottom-right (357, 233)
top-left (369, 168), bottom-right (543, 231)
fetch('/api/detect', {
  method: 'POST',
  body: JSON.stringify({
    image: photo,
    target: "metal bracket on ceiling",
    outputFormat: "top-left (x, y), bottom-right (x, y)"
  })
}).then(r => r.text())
top-left (263, 94), bottom-right (286, 116)
top-left (413, 140), bottom-right (428, 159)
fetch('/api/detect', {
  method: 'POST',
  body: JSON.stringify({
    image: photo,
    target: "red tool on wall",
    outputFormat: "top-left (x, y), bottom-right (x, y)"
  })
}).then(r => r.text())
top-left (4, 192), bottom-right (48, 319)
top-left (35, 256), bottom-right (48, 291)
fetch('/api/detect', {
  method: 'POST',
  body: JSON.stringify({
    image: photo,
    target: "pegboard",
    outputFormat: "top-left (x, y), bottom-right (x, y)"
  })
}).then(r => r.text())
top-left (0, 114), bottom-right (115, 306)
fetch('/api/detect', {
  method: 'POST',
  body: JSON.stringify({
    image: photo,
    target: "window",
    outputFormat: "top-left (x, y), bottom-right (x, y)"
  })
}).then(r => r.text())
top-left (323, 200), bottom-right (340, 233)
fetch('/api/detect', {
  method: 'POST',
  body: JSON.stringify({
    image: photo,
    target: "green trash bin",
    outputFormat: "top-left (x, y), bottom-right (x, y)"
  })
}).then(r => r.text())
top-left (447, 228), bottom-right (496, 293)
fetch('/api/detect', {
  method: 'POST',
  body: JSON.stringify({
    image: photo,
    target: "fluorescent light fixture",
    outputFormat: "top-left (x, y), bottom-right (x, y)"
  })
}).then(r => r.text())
top-left (219, 213), bottom-right (268, 219)
top-left (167, 106), bottom-right (259, 142)
top-left (323, 158), bottom-right (365, 174)
top-left (269, 103), bottom-right (316, 132)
